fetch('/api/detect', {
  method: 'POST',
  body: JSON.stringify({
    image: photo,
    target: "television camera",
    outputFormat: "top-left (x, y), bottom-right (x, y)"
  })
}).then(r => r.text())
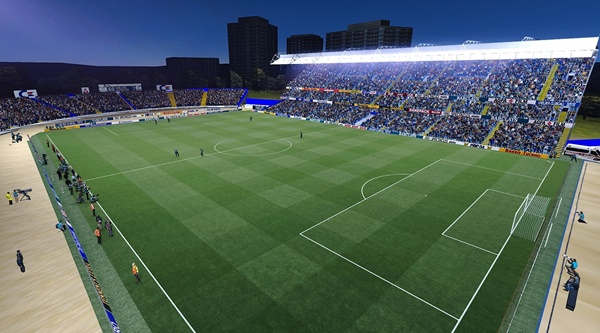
top-left (16, 188), bottom-right (32, 201)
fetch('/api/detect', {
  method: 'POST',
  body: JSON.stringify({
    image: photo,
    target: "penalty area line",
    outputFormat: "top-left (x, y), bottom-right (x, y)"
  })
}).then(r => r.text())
top-left (300, 233), bottom-right (459, 320)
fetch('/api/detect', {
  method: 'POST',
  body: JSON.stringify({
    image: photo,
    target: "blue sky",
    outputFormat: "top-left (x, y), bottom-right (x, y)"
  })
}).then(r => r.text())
top-left (1, 0), bottom-right (598, 66)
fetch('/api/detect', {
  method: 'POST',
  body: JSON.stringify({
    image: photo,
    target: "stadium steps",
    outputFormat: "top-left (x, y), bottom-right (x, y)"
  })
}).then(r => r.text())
top-left (445, 103), bottom-right (453, 114)
top-left (425, 64), bottom-right (449, 96)
top-left (558, 110), bottom-right (568, 123)
top-left (554, 127), bottom-right (572, 157)
top-left (33, 99), bottom-right (71, 116)
top-left (537, 62), bottom-right (559, 101)
top-left (372, 66), bottom-right (411, 105)
top-left (423, 118), bottom-right (441, 136)
top-left (167, 92), bottom-right (177, 107)
top-left (481, 104), bottom-right (490, 116)
top-left (238, 89), bottom-right (249, 107)
top-left (200, 91), bottom-right (208, 106)
top-left (355, 113), bottom-right (375, 126)
top-left (117, 92), bottom-right (135, 110)
top-left (482, 120), bottom-right (502, 145)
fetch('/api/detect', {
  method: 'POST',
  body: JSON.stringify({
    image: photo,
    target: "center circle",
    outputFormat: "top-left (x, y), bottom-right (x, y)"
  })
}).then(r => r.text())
top-left (213, 139), bottom-right (293, 156)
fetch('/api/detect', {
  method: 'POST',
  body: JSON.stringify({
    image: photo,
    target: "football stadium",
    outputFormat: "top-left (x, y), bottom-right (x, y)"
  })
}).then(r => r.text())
top-left (1, 36), bottom-right (599, 332)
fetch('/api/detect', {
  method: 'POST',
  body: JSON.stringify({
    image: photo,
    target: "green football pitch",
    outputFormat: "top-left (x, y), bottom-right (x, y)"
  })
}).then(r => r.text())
top-left (33, 111), bottom-right (568, 332)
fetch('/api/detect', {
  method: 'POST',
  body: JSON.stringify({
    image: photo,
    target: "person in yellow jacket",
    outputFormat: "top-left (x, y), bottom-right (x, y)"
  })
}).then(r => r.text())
top-left (6, 192), bottom-right (13, 205)
top-left (132, 263), bottom-right (140, 284)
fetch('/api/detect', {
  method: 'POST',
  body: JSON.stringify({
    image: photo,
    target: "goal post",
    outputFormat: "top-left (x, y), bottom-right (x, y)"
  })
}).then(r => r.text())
top-left (511, 194), bottom-right (551, 242)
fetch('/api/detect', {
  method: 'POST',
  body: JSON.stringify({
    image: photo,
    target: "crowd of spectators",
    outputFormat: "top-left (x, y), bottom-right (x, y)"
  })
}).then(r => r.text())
top-left (38, 94), bottom-right (98, 116)
top-left (0, 55), bottom-right (593, 156)
top-left (428, 115), bottom-right (495, 144)
top-left (0, 88), bottom-right (246, 131)
top-left (1, 98), bottom-right (64, 131)
top-left (206, 89), bottom-right (245, 106)
top-left (270, 100), bottom-right (371, 124)
top-left (275, 56), bottom-right (594, 154)
top-left (488, 121), bottom-right (564, 154)
top-left (173, 89), bottom-right (204, 106)
top-left (74, 92), bottom-right (131, 113)
top-left (120, 90), bottom-right (171, 109)
top-left (363, 109), bottom-right (441, 136)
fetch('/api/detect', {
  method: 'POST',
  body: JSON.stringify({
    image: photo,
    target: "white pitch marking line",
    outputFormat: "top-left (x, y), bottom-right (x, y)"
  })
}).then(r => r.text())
top-left (300, 159), bottom-right (442, 235)
top-left (86, 136), bottom-right (298, 182)
top-left (506, 215), bottom-right (549, 333)
top-left (213, 138), bottom-right (293, 156)
top-left (544, 223), bottom-right (553, 248)
top-left (360, 173), bottom-right (411, 199)
top-left (554, 197), bottom-right (562, 219)
top-left (46, 134), bottom-right (197, 333)
top-left (441, 234), bottom-right (498, 256)
top-left (441, 159), bottom-right (544, 180)
top-left (300, 233), bottom-right (459, 320)
top-left (450, 160), bottom-right (554, 333)
top-left (441, 189), bottom-right (489, 236)
top-left (104, 127), bottom-right (118, 135)
top-left (96, 202), bottom-right (197, 333)
top-left (487, 189), bottom-right (526, 199)
top-left (87, 119), bottom-right (337, 181)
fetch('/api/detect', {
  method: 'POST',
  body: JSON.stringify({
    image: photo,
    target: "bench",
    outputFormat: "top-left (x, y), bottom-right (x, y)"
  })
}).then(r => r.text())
top-left (566, 285), bottom-right (579, 311)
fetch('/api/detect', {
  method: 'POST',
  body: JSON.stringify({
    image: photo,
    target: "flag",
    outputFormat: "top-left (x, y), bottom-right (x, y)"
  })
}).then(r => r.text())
top-left (156, 85), bottom-right (173, 92)
top-left (14, 89), bottom-right (38, 98)
top-left (81, 87), bottom-right (90, 94)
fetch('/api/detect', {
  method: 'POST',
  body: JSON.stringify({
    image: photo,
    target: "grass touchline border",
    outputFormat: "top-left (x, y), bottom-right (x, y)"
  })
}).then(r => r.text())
top-left (46, 133), bottom-right (198, 333)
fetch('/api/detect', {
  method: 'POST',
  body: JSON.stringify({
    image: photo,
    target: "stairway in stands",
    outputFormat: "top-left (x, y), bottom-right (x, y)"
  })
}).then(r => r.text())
top-left (537, 61), bottom-right (559, 101)
top-left (482, 121), bottom-right (503, 145)
top-left (167, 92), bottom-right (177, 107)
top-left (554, 127), bottom-right (572, 157)
top-left (200, 90), bottom-right (208, 106)
top-left (355, 113), bottom-right (375, 126)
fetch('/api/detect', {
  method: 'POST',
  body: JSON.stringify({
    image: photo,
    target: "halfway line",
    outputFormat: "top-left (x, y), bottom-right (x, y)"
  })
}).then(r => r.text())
top-left (87, 135), bottom-right (304, 182)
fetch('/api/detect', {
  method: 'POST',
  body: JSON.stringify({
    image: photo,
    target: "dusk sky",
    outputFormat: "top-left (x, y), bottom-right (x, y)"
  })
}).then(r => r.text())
top-left (1, 0), bottom-right (598, 66)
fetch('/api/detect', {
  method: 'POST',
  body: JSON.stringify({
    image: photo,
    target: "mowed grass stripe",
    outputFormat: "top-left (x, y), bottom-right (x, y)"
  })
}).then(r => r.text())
top-left (301, 156), bottom-right (546, 317)
top-left (39, 111), bottom-right (569, 332)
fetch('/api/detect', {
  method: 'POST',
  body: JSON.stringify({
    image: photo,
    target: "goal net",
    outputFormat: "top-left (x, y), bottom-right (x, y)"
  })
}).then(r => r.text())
top-left (511, 194), bottom-right (551, 242)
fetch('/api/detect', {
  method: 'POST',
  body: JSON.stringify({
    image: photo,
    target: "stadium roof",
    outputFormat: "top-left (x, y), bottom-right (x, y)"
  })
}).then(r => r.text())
top-left (271, 37), bottom-right (599, 65)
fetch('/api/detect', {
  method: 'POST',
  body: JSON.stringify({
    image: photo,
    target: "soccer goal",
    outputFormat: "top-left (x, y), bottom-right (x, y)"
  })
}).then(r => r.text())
top-left (511, 194), bottom-right (551, 242)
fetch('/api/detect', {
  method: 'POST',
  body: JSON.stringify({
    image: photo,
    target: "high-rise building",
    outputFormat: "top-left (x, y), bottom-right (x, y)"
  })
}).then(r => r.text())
top-left (166, 57), bottom-right (220, 88)
top-left (284, 34), bottom-right (324, 81)
top-left (286, 34), bottom-right (323, 54)
top-left (326, 20), bottom-right (412, 51)
top-left (227, 16), bottom-right (278, 83)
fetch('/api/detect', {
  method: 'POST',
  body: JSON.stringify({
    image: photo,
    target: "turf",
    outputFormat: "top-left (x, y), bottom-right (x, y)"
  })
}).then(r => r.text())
top-left (34, 111), bottom-right (569, 332)
top-left (570, 115), bottom-right (600, 139)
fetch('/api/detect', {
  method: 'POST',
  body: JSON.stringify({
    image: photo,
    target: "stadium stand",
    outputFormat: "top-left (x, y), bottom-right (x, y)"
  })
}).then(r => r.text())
top-left (0, 89), bottom-right (246, 131)
top-left (270, 56), bottom-right (594, 155)
top-left (0, 40), bottom-right (594, 157)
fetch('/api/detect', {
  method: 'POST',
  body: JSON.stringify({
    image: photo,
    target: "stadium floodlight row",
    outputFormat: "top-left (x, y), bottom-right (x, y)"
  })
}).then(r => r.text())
top-left (271, 37), bottom-right (599, 64)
